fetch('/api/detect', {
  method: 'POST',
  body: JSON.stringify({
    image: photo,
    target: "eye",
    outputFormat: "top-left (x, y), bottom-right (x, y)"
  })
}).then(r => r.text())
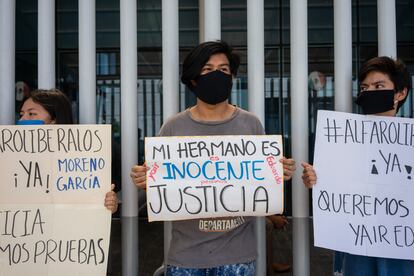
top-left (375, 84), bottom-right (384, 89)
top-left (360, 86), bottom-right (367, 91)
top-left (201, 67), bottom-right (212, 74)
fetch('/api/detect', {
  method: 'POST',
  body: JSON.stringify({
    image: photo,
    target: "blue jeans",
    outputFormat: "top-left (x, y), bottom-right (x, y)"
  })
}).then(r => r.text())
top-left (342, 253), bottom-right (414, 276)
top-left (166, 261), bottom-right (256, 276)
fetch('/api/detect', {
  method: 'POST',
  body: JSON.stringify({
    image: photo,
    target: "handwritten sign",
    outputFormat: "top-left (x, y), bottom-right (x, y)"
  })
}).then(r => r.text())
top-left (0, 125), bottom-right (112, 276)
top-left (145, 135), bottom-right (284, 222)
top-left (313, 110), bottom-right (414, 260)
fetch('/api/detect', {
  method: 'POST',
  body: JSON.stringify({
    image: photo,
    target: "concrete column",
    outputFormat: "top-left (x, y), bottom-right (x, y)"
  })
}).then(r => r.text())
top-left (120, 0), bottom-right (139, 275)
top-left (0, 0), bottom-right (15, 124)
top-left (247, 0), bottom-right (266, 275)
top-left (79, 0), bottom-right (96, 124)
top-left (377, 0), bottom-right (397, 57)
top-left (290, 1), bottom-right (310, 275)
top-left (334, 0), bottom-right (352, 112)
top-left (162, 0), bottom-right (179, 120)
top-left (162, 0), bottom-right (179, 273)
top-left (199, 0), bottom-right (221, 42)
top-left (38, 0), bottom-right (55, 89)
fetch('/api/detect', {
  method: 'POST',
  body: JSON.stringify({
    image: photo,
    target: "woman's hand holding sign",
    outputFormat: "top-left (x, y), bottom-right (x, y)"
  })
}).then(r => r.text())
top-left (104, 184), bottom-right (118, 213)
top-left (130, 164), bottom-right (149, 190)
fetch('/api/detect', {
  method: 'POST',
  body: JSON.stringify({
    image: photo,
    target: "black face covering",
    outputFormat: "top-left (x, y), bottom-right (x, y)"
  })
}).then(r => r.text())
top-left (355, 89), bottom-right (395, 115)
top-left (193, 70), bottom-right (233, 105)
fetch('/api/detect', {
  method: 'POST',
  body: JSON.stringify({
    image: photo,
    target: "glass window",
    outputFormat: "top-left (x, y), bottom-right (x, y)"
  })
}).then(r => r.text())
top-left (14, 0), bottom-right (414, 219)
top-left (308, 0), bottom-right (333, 44)
top-left (222, 0), bottom-right (247, 46)
top-left (57, 0), bottom-right (78, 49)
top-left (16, 0), bottom-right (37, 51)
top-left (356, 0), bottom-right (377, 42)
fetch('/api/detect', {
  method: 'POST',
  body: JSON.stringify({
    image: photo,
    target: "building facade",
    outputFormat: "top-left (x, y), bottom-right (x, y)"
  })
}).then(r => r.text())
top-left (12, 0), bottom-right (414, 213)
top-left (2, 0), bottom-right (414, 274)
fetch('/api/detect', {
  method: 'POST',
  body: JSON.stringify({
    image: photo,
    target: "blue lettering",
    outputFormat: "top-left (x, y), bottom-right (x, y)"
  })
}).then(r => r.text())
top-left (75, 176), bottom-right (84, 189)
top-left (252, 160), bottom-right (264, 180)
top-left (98, 158), bottom-right (105, 170)
top-left (56, 177), bottom-right (65, 191)
top-left (56, 158), bottom-right (105, 173)
top-left (163, 162), bottom-right (174, 180)
top-left (90, 158), bottom-right (97, 171)
top-left (171, 163), bottom-right (186, 179)
top-left (92, 176), bottom-right (100, 188)
top-left (55, 175), bottom-right (101, 191)
top-left (75, 158), bottom-right (83, 172)
top-left (202, 161), bottom-right (215, 180)
top-left (67, 177), bottom-right (75, 190)
top-left (57, 160), bottom-right (66, 172)
top-left (215, 161), bottom-right (226, 180)
top-left (227, 162), bottom-right (243, 180)
top-left (187, 162), bottom-right (201, 178)
top-left (161, 160), bottom-right (265, 181)
top-left (68, 159), bottom-right (74, 172)
top-left (241, 161), bottom-right (251, 180)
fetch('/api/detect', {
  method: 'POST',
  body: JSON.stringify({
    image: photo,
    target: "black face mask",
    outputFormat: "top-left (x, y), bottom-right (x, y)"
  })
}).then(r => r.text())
top-left (355, 89), bottom-right (395, 115)
top-left (192, 70), bottom-right (233, 105)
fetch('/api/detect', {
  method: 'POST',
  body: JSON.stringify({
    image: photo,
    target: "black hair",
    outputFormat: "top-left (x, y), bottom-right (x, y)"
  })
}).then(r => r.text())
top-left (359, 56), bottom-right (412, 111)
top-left (21, 89), bottom-right (74, 124)
top-left (181, 40), bottom-right (240, 91)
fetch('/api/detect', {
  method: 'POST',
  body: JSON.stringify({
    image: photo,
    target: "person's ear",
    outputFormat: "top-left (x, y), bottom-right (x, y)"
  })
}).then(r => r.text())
top-left (190, 80), bottom-right (196, 87)
top-left (394, 87), bottom-right (408, 103)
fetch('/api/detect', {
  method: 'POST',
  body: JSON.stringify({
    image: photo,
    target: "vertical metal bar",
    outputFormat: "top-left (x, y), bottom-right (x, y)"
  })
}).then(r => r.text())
top-left (120, 0), bottom-right (139, 275)
top-left (377, 0), bottom-right (397, 57)
top-left (247, 0), bottom-right (266, 275)
top-left (143, 81), bottom-right (148, 135)
top-left (38, 0), bottom-right (55, 89)
top-left (290, 1), bottom-right (310, 276)
top-left (0, 0), bottom-right (15, 124)
top-left (278, 0), bottom-right (284, 136)
top-left (79, 0), bottom-right (96, 124)
top-left (162, 0), bottom-right (179, 120)
top-left (162, 0), bottom-right (179, 273)
top-left (356, 0), bottom-right (361, 88)
top-left (151, 80), bottom-right (156, 135)
top-left (334, 0), bottom-right (352, 112)
top-left (199, 0), bottom-right (221, 42)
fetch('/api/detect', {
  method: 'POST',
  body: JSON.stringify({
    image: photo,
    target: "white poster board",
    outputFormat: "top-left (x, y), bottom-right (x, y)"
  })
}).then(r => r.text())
top-left (145, 135), bottom-right (284, 222)
top-left (0, 125), bottom-right (112, 276)
top-left (313, 110), bottom-right (414, 260)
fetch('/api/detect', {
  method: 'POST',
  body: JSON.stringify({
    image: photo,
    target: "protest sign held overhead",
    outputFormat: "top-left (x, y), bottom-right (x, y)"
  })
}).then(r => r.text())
top-left (313, 110), bottom-right (414, 261)
top-left (0, 124), bottom-right (112, 276)
top-left (145, 135), bottom-right (285, 222)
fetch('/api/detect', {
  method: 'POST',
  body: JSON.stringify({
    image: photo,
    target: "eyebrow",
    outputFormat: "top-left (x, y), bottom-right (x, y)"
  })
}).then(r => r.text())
top-left (21, 108), bottom-right (38, 112)
top-left (360, 80), bottom-right (386, 86)
top-left (203, 63), bottom-right (230, 67)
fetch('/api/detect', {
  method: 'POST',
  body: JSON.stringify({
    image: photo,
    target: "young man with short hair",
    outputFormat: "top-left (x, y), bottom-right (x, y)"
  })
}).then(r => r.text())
top-left (131, 41), bottom-right (296, 275)
top-left (302, 56), bottom-right (413, 275)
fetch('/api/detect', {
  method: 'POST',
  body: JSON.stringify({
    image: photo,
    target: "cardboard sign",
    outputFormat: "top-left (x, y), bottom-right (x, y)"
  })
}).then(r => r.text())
top-left (0, 125), bottom-right (112, 276)
top-left (313, 110), bottom-right (414, 260)
top-left (145, 135), bottom-right (284, 222)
